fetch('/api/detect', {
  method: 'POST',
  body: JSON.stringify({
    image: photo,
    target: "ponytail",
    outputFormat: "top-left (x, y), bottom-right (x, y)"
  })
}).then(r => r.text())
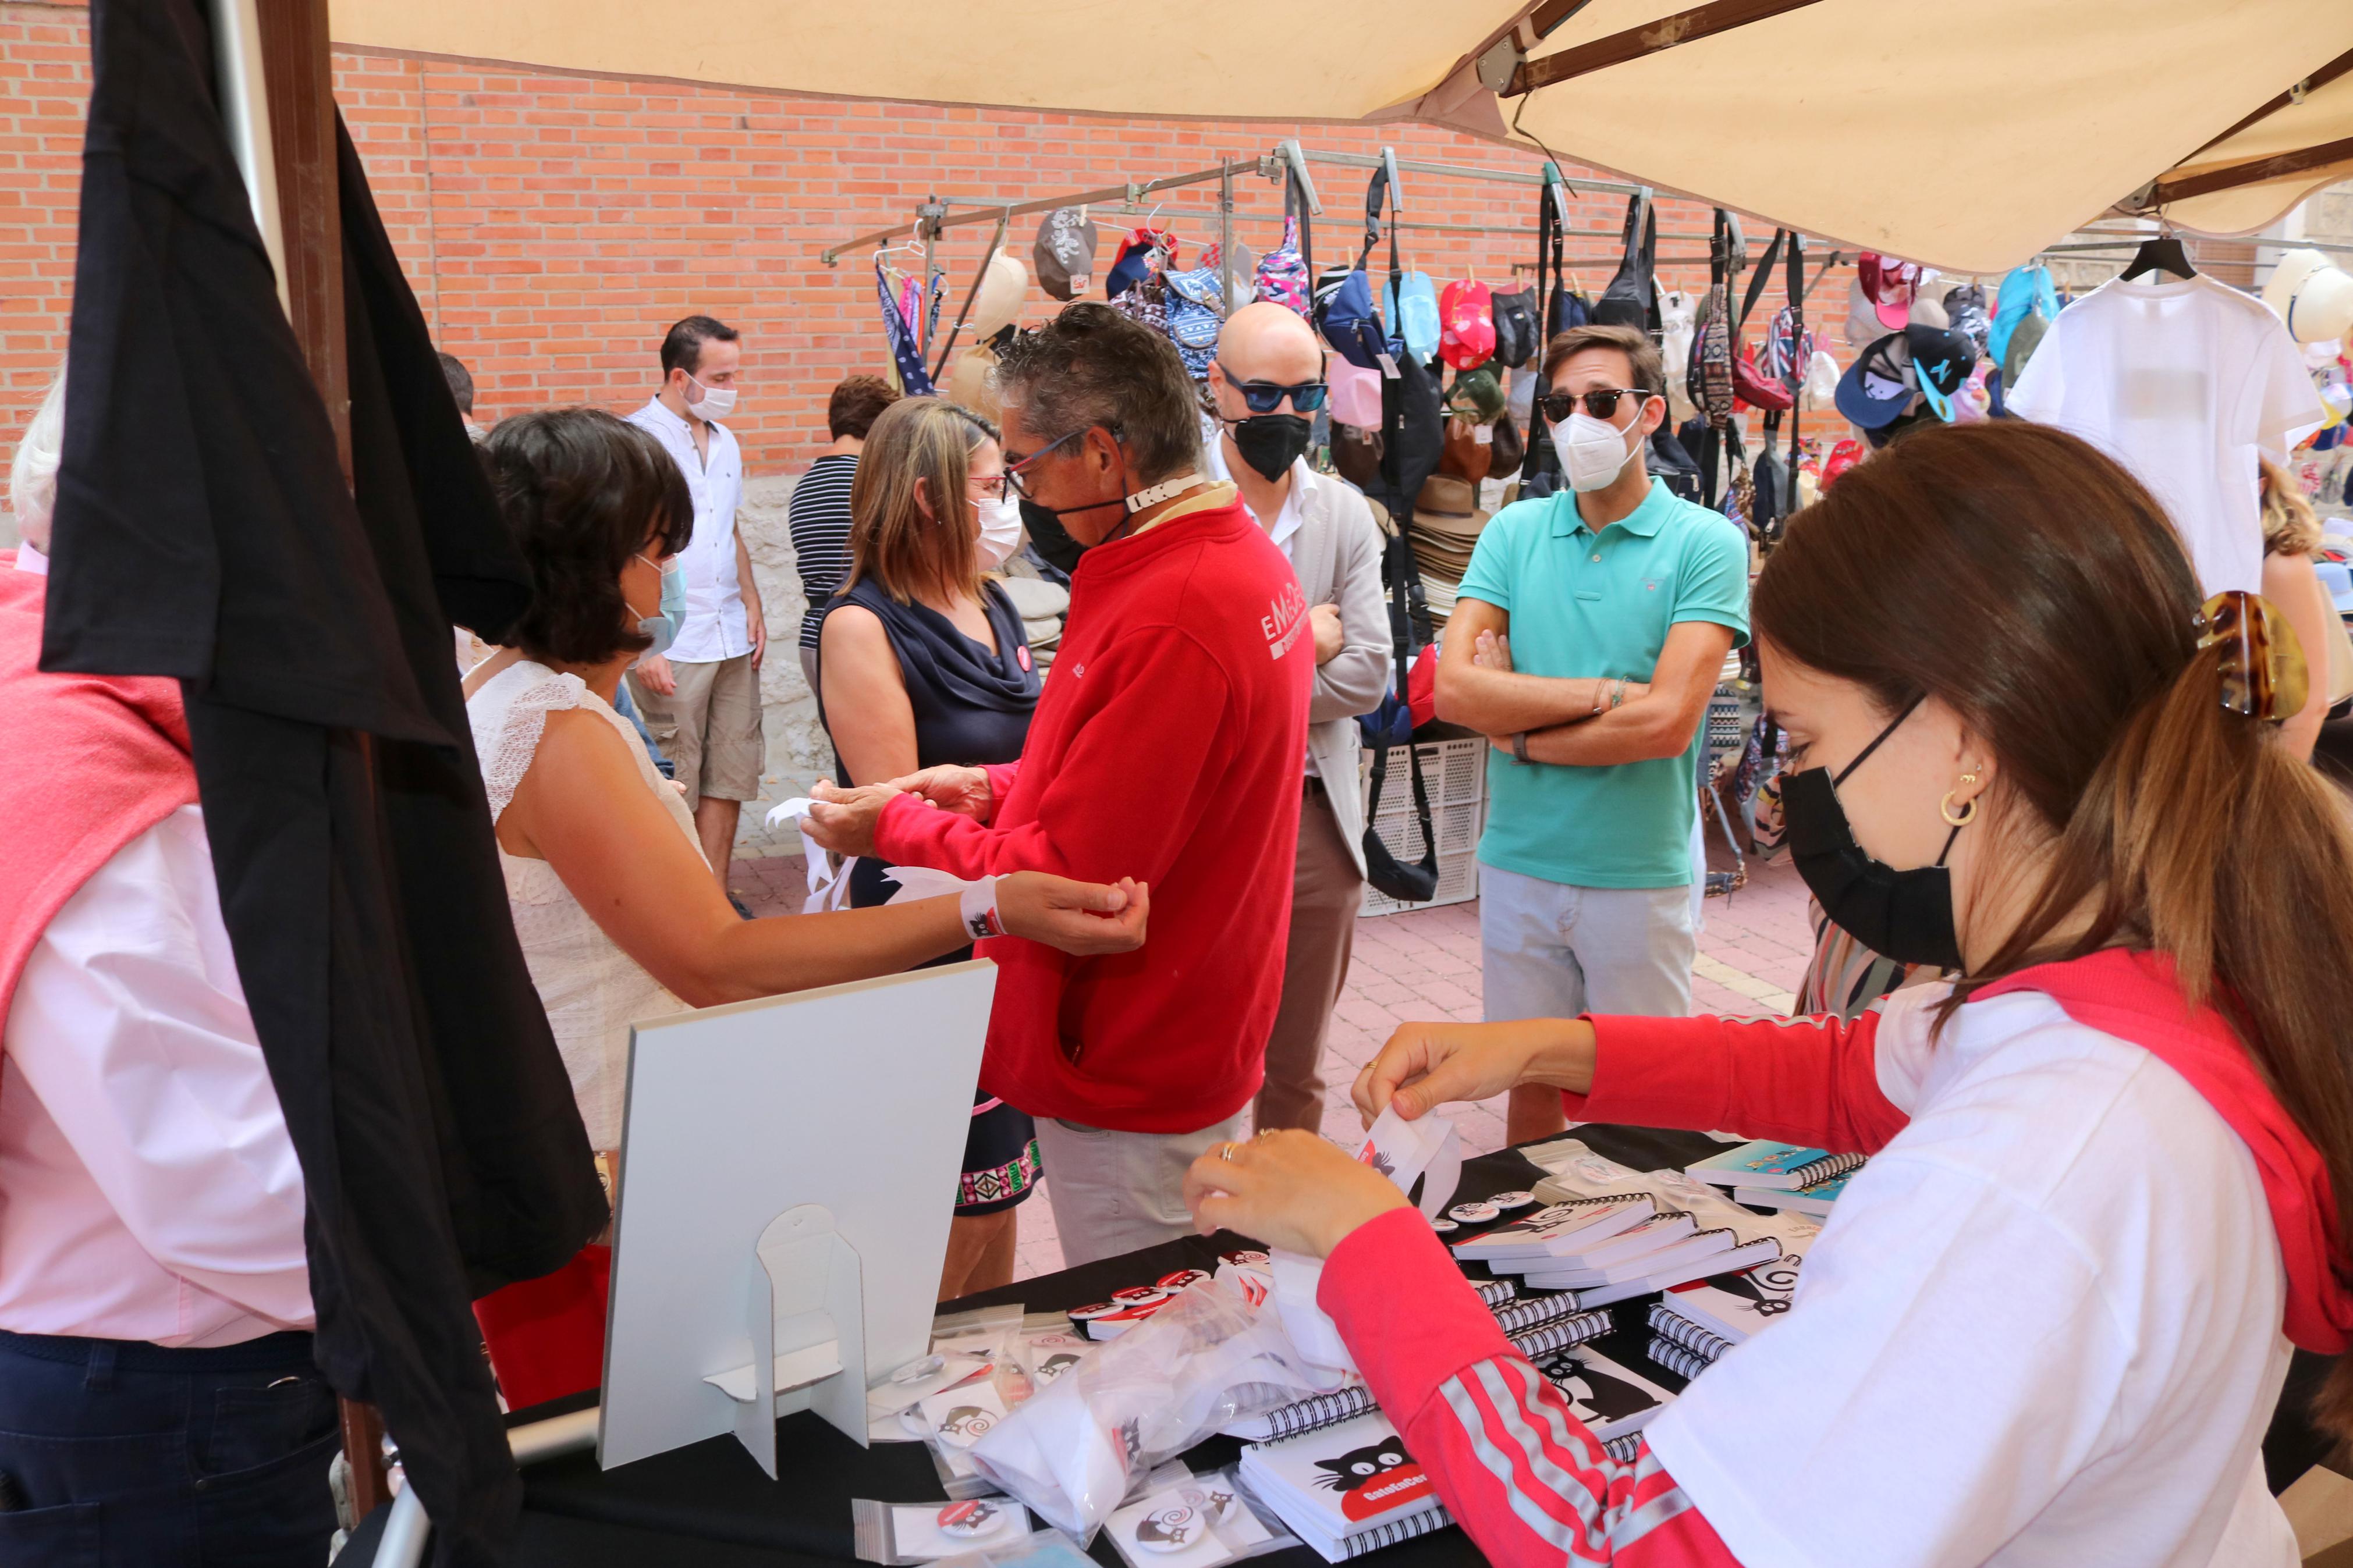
top-left (1756, 420), bottom-right (2353, 1452)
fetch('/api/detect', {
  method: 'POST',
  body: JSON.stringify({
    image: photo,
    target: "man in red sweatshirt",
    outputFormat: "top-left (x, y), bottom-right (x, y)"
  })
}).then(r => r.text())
top-left (808, 303), bottom-right (1312, 1265)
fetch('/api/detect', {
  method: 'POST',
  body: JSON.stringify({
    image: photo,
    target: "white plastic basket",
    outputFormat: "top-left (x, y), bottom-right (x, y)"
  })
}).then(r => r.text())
top-left (1357, 735), bottom-right (1487, 916)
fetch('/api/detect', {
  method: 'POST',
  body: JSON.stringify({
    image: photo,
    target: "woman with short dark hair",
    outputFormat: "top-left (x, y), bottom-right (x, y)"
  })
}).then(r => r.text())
top-left (461, 407), bottom-right (1147, 1403)
top-left (818, 396), bottom-right (1041, 1297)
top-left (790, 375), bottom-right (904, 688)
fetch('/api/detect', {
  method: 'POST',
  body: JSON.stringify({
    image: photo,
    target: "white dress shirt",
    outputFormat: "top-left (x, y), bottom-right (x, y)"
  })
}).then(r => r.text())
top-left (626, 396), bottom-right (749, 663)
top-left (0, 802), bottom-right (314, 1347)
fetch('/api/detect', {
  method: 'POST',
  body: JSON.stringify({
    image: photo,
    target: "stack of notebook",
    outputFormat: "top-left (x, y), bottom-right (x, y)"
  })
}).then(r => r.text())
top-left (1644, 1225), bottom-right (1819, 1381)
top-left (1237, 1411), bottom-right (1454, 1561)
top-left (1527, 1345), bottom-right (1678, 1463)
top-left (1686, 1140), bottom-right (1864, 1220)
top-left (1452, 1191), bottom-right (1784, 1307)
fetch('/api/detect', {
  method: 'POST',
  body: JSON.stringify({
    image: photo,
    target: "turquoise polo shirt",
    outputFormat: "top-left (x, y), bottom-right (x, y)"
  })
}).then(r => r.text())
top-left (1457, 478), bottom-right (1750, 889)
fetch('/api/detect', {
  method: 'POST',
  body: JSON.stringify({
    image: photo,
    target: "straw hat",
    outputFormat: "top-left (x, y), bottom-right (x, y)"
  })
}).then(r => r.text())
top-left (2264, 249), bottom-right (2353, 344)
top-left (971, 248), bottom-right (1030, 340)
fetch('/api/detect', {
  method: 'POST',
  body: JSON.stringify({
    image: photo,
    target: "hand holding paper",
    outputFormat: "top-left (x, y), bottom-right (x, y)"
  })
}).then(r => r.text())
top-left (803, 778), bottom-right (903, 858)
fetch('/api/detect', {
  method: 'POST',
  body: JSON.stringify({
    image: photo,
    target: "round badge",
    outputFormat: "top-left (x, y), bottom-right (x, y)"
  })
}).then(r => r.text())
top-left (1178, 1482), bottom-right (1241, 1524)
top-left (1448, 1201), bottom-right (1501, 1224)
top-left (1429, 1216), bottom-right (1459, 1233)
top-left (1110, 1286), bottom-right (1169, 1305)
top-left (1156, 1268), bottom-right (1211, 1291)
top-left (1069, 1300), bottom-right (1123, 1321)
top-left (1133, 1502), bottom-right (1200, 1552)
top-left (938, 1500), bottom-right (1009, 1539)
top-left (1489, 1190), bottom-right (1538, 1211)
top-left (1219, 1249), bottom-right (1270, 1268)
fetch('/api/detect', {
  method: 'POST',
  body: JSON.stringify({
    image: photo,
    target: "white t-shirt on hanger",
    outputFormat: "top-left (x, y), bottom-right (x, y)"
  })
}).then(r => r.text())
top-left (2006, 274), bottom-right (2324, 596)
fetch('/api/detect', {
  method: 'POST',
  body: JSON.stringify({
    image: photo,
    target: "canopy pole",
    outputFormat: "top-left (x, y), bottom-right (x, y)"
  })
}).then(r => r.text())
top-left (1219, 159), bottom-right (1235, 318)
top-left (929, 210), bottom-right (1009, 383)
top-left (253, 0), bottom-right (349, 481)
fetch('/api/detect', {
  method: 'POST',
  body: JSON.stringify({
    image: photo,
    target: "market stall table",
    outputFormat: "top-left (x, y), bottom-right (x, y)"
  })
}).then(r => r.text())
top-left (338, 1125), bottom-right (1733, 1567)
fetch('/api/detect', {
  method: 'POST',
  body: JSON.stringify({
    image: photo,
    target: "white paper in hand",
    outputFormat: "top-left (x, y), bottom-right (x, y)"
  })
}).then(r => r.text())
top-left (1357, 1105), bottom-right (1463, 1220)
top-left (881, 865), bottom-right (986, 905)
top-left (764, 797), bottom-right (818, 829)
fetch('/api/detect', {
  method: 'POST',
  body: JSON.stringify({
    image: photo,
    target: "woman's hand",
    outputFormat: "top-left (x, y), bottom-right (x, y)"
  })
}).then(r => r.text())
top-left (886, 764), bottom-right (995, 821)
top-left (998, 873), bottom-right (1148, 955)
top-left (1351, 1018), bottom-right (1596, 1126)
top-left (1183, 1130), bottom-right (1409, 1258)
top-left (804, 779), bottom-right (901, 857)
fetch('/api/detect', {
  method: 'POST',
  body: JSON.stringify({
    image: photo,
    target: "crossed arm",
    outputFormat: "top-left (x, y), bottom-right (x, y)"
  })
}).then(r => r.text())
top-left (1433, 596), bottom-right (1734, 767)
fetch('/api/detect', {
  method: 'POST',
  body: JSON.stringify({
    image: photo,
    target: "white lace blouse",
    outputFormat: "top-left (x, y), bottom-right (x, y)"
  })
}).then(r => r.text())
top-left (468, 660), bottom-right (701, 1149)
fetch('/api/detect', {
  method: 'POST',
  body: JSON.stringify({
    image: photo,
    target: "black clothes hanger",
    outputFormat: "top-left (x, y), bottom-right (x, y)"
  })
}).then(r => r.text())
top-left (2121, 221), bottom-right (2195, 282)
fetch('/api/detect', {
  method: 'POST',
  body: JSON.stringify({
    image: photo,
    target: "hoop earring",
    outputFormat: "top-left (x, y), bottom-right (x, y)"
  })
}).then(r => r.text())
top-left (1941, 772), bottom-right (1980, 828)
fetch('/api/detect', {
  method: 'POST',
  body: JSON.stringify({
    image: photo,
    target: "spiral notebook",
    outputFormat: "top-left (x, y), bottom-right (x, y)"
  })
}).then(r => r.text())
top-left (1450, 1194), bottom-right (1656, 1265)
top-left (1222, 1302), bottom-right (1609, 1441)
top-left (1686, 1140), bottom-right (1866, 1192)
top-left (1646, 1334), bottom-right (1717, 1382)
top-left (1238, 1412), bottom-right (1452, 1563)
top-left (1662, 1226), bottom-right (1816, 1344)
top-left (1527, 1345), bottom-right (1676, 1445)
top-left (1735, 1171), bottom-right (1855, 1218)
top-left (1648, 1300), bottom-right (1736, 1364)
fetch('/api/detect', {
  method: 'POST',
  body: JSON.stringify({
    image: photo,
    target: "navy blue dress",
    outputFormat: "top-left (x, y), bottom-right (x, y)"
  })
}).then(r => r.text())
top-left (818, 577), bottom-right (1042, 1215)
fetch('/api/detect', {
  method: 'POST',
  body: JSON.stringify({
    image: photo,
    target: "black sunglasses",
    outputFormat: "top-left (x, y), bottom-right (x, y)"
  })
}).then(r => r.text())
top-left (1220, 370), bottom-right (1329, 415)
top-left (1536, 388), bottom-right (1651, 423)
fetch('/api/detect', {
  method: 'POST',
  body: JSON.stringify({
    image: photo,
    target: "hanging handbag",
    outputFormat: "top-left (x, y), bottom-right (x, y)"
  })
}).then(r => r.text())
top-left (1358, 521), bottom-right (1439, 903)
top-left (1592, 191), bottom-right (1660, 342)
top-left (1731, 229), bottom-right (1794, 414)
top-left (1489, 288), bottom-right (1538, 369)
top-left (1489, 407), bottom-right (1525, 475)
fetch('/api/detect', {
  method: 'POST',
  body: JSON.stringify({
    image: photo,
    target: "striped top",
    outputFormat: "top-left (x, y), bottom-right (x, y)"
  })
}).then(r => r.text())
top-left (788, 452), bottom-right (858, 650)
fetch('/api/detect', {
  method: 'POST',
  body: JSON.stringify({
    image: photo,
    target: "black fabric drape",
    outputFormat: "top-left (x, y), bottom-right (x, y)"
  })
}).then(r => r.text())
top-left (47, 4), bottom-right (606, 1563)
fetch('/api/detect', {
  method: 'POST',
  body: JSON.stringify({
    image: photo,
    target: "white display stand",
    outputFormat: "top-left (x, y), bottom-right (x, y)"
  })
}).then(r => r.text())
top-left (597, 959), bottom-right (996, 1474)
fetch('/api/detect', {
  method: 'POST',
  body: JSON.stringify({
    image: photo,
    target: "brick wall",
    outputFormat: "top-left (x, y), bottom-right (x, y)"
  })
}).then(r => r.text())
top-left (1, 0), bottom-right (1765, 475)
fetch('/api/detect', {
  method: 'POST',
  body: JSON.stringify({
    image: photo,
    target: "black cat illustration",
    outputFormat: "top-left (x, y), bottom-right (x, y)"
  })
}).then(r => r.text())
top-left (1705, 1256), bottom-right (1802, 1317)
top-left (1312, 1435), bottom-right (1412, 1491)
top-left (1538, 1356), bottom-right (1658, 1428)
top-left (1135, 1504), bottom-right (1199, 1546)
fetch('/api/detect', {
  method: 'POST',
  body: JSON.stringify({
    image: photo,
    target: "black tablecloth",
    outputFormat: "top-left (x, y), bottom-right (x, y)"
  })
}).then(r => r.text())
top-left (342, 1125), bottom-right (1733, 1566)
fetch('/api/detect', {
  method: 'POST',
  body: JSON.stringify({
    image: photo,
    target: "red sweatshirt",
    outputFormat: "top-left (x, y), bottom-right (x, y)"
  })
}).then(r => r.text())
top-left (872, 492), bottom-right (1312, 1132)
top-left (1317, 947), bottom-right (2352, 1566)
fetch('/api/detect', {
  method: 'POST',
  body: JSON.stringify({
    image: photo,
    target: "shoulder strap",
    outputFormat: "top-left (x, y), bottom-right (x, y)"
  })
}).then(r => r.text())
top-left (1738, 229), bottom-right (1787, 332)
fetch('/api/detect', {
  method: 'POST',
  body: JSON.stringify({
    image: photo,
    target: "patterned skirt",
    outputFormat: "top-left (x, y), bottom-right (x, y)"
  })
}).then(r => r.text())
top-left (959, 1094), bottom-right (1040, 1216)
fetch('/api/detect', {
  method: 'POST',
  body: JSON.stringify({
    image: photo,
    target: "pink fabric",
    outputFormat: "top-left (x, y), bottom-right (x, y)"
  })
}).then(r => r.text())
top-left (1567, 1007), bottom-right (1906, 1156)
top-left (1322, 1208), bottom-right (1745, 1565)
top-left (0, 553), bottom-right (196, 1019)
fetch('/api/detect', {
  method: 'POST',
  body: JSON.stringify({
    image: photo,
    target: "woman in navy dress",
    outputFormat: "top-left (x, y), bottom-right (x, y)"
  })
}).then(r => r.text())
top-left (816, 396), bottom-right (1043, 1297)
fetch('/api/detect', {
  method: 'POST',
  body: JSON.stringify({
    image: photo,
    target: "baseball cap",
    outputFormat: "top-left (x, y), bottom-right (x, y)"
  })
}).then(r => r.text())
top-left (1858, 253), bottom-right (1922, 330)
top-left (1943, 285), bottom-right (1992, 355)
top-left (2000, 308), bottom-right (2049, 390)
top-left (1032, 209), bottom-right (1099, 302)
top-left (1836, 323), bottom-right (1976, 429)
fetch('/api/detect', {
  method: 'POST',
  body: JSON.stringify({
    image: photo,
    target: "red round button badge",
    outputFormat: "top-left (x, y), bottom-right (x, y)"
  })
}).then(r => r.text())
top-left (1017, 645), bottom-right (1033, 671)
top-left (1155, 1268), bottom-right (1210, 1292)
top-left (1110, 1286), bottom-right (1170, 1306)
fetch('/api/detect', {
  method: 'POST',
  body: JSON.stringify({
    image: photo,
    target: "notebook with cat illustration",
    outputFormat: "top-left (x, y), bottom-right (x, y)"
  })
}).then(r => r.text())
top-left (1449, 1193), bottom-right (1656, 1265)
top-left (1238, 1413), bottom-right (1453, 1562)
top-left (1662, 1225), bottom-right (1818, 1343)
top-left (1527, 1344), bottom-right (1677, 1444)
top-left (1686, 1140), bottom-right (1865, 1191)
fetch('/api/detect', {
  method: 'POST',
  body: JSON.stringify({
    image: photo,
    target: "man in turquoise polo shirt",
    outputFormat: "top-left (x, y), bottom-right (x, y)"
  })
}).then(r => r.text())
top-left (1437, 323), bottom-right (1749, 1143)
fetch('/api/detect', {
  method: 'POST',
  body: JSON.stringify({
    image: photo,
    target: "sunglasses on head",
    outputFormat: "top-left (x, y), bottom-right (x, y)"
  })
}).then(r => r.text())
top-left (1219, 368), bottom-right (1329, 415)
top-left (1536, 388), bottom-right (1650, 423)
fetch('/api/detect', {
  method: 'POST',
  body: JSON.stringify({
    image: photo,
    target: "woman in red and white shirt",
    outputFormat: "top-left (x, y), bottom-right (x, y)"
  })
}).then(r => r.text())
top-left (1188, 421), bottom-right (2353, 1568)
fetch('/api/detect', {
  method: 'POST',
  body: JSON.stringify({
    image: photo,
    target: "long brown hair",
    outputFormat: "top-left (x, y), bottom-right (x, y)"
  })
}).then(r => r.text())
top-left (843, 397), bottom-right (994, 606)
top-left (1756, 420), bottom-right (2353, 1443)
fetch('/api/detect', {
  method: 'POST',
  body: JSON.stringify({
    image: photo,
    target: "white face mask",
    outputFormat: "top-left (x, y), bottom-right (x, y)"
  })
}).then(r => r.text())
top-left (1549, 405), bottom-right (1645, 493)
top-left (976, 492), bottom-right (1025, 570)
top-left (683, 373), bottom-right (737, 420)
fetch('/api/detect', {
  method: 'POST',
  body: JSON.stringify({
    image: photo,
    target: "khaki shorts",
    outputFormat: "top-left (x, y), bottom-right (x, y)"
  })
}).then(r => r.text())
top-left (629, 652), bottom-right (764, 803)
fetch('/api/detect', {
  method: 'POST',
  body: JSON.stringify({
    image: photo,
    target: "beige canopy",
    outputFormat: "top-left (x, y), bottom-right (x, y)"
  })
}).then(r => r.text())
top-left (329, 0), bottom-right (2353, 273)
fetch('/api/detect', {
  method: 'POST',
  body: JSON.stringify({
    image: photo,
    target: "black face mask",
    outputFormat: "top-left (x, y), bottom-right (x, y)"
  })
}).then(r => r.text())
top-left (1017, 497), bottom-right (1091, 575)
top-left (1780, 694), bottom-right (1965, 972)
top-left (1227, 413), bottom-right (1314, 482)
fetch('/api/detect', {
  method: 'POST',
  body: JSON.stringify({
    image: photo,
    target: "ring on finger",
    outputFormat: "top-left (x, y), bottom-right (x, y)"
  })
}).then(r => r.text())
top-left (1218, 1142), bottom-right (1242, 1163)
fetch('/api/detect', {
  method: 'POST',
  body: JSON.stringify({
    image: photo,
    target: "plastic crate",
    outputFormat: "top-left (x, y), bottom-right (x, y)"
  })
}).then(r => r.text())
top-left (1357, 734), bottom-right (1487, 916)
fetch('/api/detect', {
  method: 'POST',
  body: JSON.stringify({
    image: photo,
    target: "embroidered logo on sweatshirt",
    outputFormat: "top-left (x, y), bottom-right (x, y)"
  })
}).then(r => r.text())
top-left (1262, 581), bottom-right (1308, 660)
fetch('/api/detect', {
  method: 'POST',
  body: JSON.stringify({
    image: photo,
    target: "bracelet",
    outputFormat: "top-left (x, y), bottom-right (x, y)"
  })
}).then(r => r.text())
top-left (1589, 681), bottom-right (1607, 716)
top-left (1511, 731), bottom-right (1531, 764)
top-left (959, 875), bottom-right (1006, 941)
top-left (1609, 678), bottom-right (1627, 710)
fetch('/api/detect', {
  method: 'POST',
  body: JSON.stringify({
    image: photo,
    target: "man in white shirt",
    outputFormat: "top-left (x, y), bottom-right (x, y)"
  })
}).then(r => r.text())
top-left (1206, 303), bottom-right (1392, 1133)
top-left (1, 375), bottom-right (329, 1565)
top-left (626, 315), bottom-right (766, 897)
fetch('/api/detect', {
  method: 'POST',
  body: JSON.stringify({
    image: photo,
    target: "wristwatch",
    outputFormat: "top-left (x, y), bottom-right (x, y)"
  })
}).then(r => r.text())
top-left (1511, 731), bottom-right (1532, 764)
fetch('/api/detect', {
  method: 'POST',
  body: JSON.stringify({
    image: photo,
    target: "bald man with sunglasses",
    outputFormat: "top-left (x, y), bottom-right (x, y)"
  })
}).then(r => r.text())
top-left (1204, 303), bottom-right (1392, 1136)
